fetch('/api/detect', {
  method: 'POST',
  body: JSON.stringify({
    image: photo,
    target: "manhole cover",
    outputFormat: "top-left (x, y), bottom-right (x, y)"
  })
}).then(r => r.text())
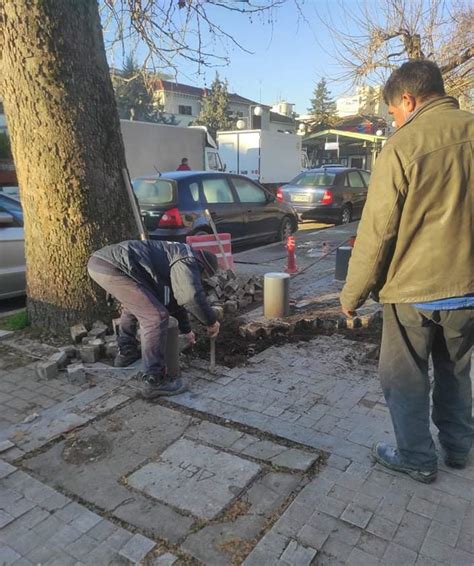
top-left (127, 438), bottom-right (260, 519)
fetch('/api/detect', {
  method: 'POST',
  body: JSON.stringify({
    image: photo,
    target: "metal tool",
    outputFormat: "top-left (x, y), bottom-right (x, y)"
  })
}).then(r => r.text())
top-left (209, 336), bottom-right (216, 373)
top-left (204, 208), bottom-right (231, 271)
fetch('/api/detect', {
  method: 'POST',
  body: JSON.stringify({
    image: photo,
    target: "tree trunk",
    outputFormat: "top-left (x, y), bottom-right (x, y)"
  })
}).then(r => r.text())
top-left (0, 1), bottom-right (138, 333)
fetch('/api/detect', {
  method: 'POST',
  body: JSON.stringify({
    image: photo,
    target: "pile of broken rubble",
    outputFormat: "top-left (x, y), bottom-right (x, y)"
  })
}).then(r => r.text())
top-left (35, 320), bottom-right (118, 384)
top-left (203, 270), bottom-right (263, 313)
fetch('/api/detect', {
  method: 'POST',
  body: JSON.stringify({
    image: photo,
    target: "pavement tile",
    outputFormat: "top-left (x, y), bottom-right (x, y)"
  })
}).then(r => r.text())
top-left (393, 511), bottom-right (430, 552)
top-left (118, 533), bottom-right (156, 563)
top-left (347, 546), bottom-right (380, 565)
top-left (270, 448), bottom-right (318, 471)
top-left (86, 519), bottom-right (117, 542)
top-left (366, 515), bottom-right (399, 541)
top-left (420, 537), bottom-right (455, 563)
top-left (54, 501), bottom-right (86, 523)
top-left (353, 491), bottom-right (382, 512)
top-left (407, 495), bottom-right (438, 519)
top-left (330, 520), bottom-right (362, 546)
top-left (449, 547), bottom-right (474, 566)
top-left (0, 460), bottom-right (16, 479)
top-left (104, 527), bottom-right (134, 551)
top-left (40, 491), bottom-right (70, 511)
top-left (356, 532), bottom-right (388, 558)
top-left (69, 509), bottom-right (102, 533)
top-left (8, 506), bottom-right (49, 530)
top-left (0, 545), bottom-right (21, 566)
top-left (456, 530), bottom-right (474, 554)
top-left (65, 534), bottom-right (100, 560)
top-left (308, 494), bottom-right (347, 518)
top-left (152, 552), bottom-right (179, 565)
top-left (341, 502), bottom-right (373, 529)
top-left (0, 510), bottom-right (15, 528)
top-left (319, 535), bottom-right (353, 563)
top-left (280, 539), bottom-right (317, 565)
top-left (426, 520), bottom-right (460, 548)
top-left (382, 541), bottom-right (418, 565)
top-left (433, 504), bottom-right (465, 531)
top-left (328, 483), bottom-right (357, 503)
top-left (5, 526), bottom-right (43, 556)
top-left (297, 523), bottom-right (330, 550)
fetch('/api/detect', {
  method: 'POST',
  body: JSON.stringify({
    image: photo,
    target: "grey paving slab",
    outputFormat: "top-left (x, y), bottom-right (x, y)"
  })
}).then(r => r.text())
top-left (152, 552), bottom-right (179, 565)
top-left (128, 437), bottom-right (261, 519)
top-left (118, 532), bottom-right (156, 563)
top-left (280, 539), bottom-right (317, 565)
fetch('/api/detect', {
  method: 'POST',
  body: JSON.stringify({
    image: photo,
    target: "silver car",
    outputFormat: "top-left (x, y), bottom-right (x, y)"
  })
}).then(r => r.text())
top-left (0, 193), bottom-right (25, 299)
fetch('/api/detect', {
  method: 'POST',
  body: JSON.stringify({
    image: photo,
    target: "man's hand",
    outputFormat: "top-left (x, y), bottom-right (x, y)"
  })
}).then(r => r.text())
top-left (184, 331), bottom-right (196, 346)
top-left (342, 306), bottom-right (356, 318)
top-left (207, 321), bottom-right (220, 338)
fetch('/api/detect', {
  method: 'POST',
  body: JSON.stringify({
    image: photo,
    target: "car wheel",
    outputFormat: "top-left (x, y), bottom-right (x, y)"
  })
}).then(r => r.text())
top-left (339, 205), bottom-right (352, 225)
top-left (277, 216), bottom-right (293, 241)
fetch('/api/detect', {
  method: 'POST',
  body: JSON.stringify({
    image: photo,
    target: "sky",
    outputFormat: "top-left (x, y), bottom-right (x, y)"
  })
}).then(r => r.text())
top-left (173, 1), bottom-right (353, 114)
top-left (103, 0), bottom-right (362, 115)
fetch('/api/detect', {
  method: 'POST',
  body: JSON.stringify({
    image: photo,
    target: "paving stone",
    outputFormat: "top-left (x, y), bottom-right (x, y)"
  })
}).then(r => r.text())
top-left (36, 361), bottom-right (58, 380)
top-left (306, 494), bottom-right (347, 518)
top-left (426, 520), bottom-right (460, 548)
top-left (356, 532), bottom-right (388, 559)
top-left (270, 448), bottom-right (318, 471)
top-left (65, 534), bottom-right (100, 561)
top-left (0, 510), bottom-right (15, 528)
top-left (86, 519), bottom-right (117, 542)
top-left (456, 530), bottom-right (474, 554)
top-left (40, 491), bottom-right (70, 511)
top-left (5, 527), bottom-right (44, 556)
top-left (330, 520), bottom-right (362, 546)
top-left (366, 515), bottom-right (399, 541)
top-left (341, 502), bottom-right (373, 529)
top-left (420, 537), bottom-right (455, 563)
top-left (393, 511), bottom-right (431, 552)
top-left (152, 552), bottom-right (179, 565)
top-left (104, 527), bottom-right (134, 551)
top-left (407, 495), bottom-right (438, 519)
top-left (69, 509), bottom-right (102, 533)
top-left (280, 539), bottom-right (317, 565)
top-left (52, 524), bottom-right (83, 548)
top-left (54, 501), bottom-right (87, 523)
top-left (0, 460), bottom-right (16, 479)
top-left (0, 545), bottom-right (21, 566)
top-left (298, 520), bottom-right (333, 551)
top-left (0, 441), bottom-right (15, 454)
top-left (381, 542), bottom-right (418, 565)
top-left (10, 506), bottom-right (50, 530)
top-left (241, 439), bottom-right (285, 460)
top-left (118, 533), bottom-right (155, 563)
top-left (128, 438), bottom-right (260, 519)
top-left (347, 546), bottom-right (380, 565)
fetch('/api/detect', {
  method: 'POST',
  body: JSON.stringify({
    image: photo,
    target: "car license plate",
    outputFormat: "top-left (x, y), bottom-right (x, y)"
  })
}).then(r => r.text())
top-left (292, 194), bottom-right (311, 203)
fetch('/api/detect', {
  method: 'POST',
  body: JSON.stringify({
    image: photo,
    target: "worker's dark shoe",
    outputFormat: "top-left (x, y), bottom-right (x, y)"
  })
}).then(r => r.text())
top-left (140, 373), bottom-right (187, 399)
top-left (441, 446), bottom-right (469, 469)
top-left (372, 442), bottom-right (437, 484)
top-left (114, 349), bottom-right (140, 368)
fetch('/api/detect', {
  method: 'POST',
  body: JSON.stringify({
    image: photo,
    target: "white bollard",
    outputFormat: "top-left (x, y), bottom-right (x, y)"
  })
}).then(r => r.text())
top-left (264, 272), bottom-right (290, 318)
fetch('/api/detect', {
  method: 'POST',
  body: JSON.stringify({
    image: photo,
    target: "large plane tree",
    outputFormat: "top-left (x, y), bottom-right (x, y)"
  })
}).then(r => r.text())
top-left (0, 0), bottom-right (284, 333)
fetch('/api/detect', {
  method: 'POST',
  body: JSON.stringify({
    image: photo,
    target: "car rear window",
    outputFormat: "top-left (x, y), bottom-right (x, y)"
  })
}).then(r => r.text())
top-left (291, 172), bottom-right (336, 187)
top-left (133, 179), bottom-right (174, 205)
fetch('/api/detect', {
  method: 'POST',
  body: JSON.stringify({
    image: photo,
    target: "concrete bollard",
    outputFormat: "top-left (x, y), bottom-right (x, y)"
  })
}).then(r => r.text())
top-left (166, 316), bottom-right (180, 378)
top-left (264, 272), bottom-right (290, 318)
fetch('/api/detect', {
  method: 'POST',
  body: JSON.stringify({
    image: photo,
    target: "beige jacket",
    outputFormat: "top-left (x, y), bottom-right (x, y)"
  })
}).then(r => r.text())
top-left (340, 96), bottom-right (474, 310)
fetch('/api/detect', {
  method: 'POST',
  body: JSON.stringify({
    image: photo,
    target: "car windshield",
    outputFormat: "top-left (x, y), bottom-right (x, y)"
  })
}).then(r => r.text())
top-left (291, 172), bottom-right (336, 187)
top-left (133, 179), bottom-right (174, 205)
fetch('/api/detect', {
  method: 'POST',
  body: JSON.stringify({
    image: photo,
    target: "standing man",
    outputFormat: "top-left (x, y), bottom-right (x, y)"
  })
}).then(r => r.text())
top-left (176, 157), bottom-right (191, 171)
top-left (340, 61), bottom-right (473, 483)
top-left (88, 241), bottom-right (220, 399)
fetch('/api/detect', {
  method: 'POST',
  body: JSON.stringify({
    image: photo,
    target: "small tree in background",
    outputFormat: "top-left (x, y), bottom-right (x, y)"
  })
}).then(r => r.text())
top-left (113, 56), bottom-right (156, 122)
top-left (195, 73), bottom-right (235, 138)
top-left (307, 78), bottom-right (337, 132)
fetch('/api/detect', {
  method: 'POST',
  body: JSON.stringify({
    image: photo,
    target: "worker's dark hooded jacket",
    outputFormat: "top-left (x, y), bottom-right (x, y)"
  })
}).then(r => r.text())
top-left (93, 240), bottom-right (217, 333)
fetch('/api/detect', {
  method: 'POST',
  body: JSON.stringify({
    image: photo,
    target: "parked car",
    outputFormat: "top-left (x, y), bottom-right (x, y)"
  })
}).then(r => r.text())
top-left (0, 193), bottom-right (25, 299)
top-left (133, 171), bottom-right (298, 246)
top-left (277, 167), bottom-right (371, 224)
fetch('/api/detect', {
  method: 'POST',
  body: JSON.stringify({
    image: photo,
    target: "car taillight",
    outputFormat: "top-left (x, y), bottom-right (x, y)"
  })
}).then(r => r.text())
top-left (321, 189), bottom-right (333, 204)
top-left (158, 207), bottom-right (183, 228)
top-left (276, 187), bottom-right (284, 202)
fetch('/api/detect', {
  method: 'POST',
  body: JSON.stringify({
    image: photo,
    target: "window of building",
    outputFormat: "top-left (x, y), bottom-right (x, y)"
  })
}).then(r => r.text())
top-left (178, 105), bottom-right (192, 115)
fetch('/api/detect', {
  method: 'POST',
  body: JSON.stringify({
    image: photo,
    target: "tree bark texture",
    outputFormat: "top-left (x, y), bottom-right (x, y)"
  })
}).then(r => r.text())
top-left (0, 1), bottom-right (138, 333)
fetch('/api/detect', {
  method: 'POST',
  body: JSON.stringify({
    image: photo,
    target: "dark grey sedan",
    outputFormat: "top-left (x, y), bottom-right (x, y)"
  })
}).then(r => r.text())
top-left (277, 167), bottom-right (371, 224)
top-left (133, 171), bottom-right (298, 246)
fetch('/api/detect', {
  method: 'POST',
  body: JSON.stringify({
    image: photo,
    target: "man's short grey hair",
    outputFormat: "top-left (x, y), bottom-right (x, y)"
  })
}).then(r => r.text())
top-left (383, 60), bottom-right (445, 105)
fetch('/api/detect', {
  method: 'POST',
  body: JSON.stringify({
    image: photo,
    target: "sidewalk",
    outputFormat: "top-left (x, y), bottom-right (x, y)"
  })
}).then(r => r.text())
top-left (0, 222), bottom-right (473, 565)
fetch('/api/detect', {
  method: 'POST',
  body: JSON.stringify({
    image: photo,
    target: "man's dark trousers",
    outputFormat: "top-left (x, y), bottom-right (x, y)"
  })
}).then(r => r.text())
top-left (88, 256), bottom-right (169, 375)
top-left (380, 304), bottom-right (473, 471)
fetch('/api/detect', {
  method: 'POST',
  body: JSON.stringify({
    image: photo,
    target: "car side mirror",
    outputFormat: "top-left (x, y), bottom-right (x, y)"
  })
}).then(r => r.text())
top-left (0, 212), bottom-right (14, 226)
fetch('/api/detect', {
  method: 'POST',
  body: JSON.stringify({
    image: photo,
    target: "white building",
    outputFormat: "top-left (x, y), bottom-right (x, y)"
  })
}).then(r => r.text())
top-left (152, 80), bottom-right (299, 132)
top-left (336, 85), bottom-right (389, 121)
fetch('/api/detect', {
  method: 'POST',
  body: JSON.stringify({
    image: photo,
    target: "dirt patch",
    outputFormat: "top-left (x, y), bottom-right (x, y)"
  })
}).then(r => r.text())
top-left (62, 433), bottom-right (113, 465)
top-left (186, 306), bottom-right (382, 368)
top-left (0, 343), bottom-right (36, 370)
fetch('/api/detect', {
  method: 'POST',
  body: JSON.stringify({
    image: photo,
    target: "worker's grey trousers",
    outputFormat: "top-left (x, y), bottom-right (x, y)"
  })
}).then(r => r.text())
top-left (88, 256), bottom-right (169, 376)
top-left (380, 304), bottom-right (473, 470)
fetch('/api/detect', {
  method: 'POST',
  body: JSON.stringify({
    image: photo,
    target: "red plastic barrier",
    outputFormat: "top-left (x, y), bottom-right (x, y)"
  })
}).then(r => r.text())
top-left (285, 235), bottom-right (299, 274)
top-left (186, 233), bottom-right (235, 270)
